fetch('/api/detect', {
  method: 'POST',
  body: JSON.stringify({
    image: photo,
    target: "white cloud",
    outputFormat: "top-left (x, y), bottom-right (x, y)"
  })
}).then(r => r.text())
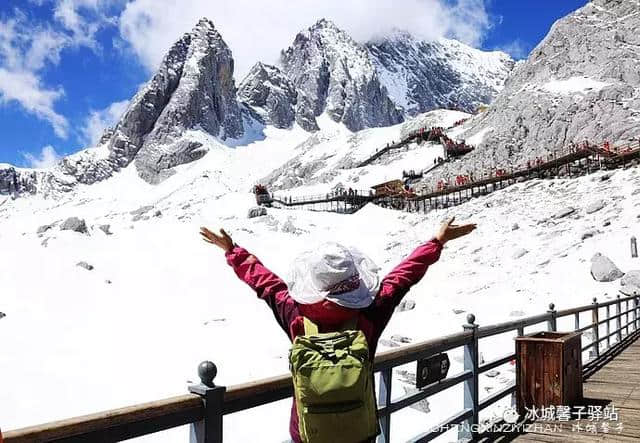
top-left (0, 2), bottom-right (117, 138)
top-left (0, 68), bottom-right (69, 137)
top-left (81, 99), bottom-right (129, 145)
top-left (22, 145), bottom-right (62, 169)
top-left (118, 0), bottom-right (493, 79)
top-left (496, 39), bottom-right (530, 60)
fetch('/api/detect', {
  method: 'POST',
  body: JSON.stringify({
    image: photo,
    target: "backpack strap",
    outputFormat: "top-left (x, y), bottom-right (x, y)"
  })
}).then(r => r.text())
top-left (302, 316), bottom-right (358, 335)
top-left (303, 317), bottom-right (319, 335)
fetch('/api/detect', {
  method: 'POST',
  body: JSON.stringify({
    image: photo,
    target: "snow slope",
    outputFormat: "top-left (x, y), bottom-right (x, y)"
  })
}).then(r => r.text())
top-left (261, 109), bottom-right (469, 195)
top-left (2, 115), bottom-right (639, 442)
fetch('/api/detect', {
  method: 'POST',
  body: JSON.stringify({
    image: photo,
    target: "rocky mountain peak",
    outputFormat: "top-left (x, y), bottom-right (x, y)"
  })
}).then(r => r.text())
top-left (105, 15), bottom-right (244, 182)
top-left (309, 18), bottom-right (339, 32)
top-left (279, 19), bottom-right (403, 132)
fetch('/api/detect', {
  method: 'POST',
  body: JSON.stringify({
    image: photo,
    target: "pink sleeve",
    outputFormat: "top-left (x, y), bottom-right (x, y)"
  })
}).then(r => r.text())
top-left (225, 246), bottom-right (298, 336)
top-left (373, 238), bottom-right (443, 313)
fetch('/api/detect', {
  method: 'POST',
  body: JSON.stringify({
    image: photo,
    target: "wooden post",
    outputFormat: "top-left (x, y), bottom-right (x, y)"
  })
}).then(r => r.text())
top-left (377, 369), bottom-right (392, 443)
top-left (633, 296), bottom-right (638, 332)
top-left (459, 314), bottom-right (479, 441)
top-left (189, 361), bottom-right (226, 443)
top-left (632, 236), bottom-right (638, 258)
top-left (574, 312), bottom-right (580, 331)
top-left (547, 303), bottom-right (557, 331)
top-left (616, 295), bottom-right (622, 343)
top-left (592, 298), bottom-right (600, 358)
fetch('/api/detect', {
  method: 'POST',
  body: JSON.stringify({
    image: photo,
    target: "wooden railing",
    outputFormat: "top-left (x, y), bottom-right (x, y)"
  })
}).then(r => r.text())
top-left (5, 294), bottom-right (640, 442)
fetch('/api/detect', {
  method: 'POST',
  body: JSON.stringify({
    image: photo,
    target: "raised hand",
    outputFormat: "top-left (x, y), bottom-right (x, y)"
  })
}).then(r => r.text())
top-left (436, 217), bottom-right (476, 245)
top-left (200, 227), bottom-right (234, 252)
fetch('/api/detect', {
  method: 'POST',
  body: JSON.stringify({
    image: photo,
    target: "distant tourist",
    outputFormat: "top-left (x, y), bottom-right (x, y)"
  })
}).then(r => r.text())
top-left (199, 218), bottom-right (476, 442)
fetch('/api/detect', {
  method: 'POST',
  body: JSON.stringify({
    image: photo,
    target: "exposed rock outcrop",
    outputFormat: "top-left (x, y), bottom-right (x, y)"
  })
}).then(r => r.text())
top-left (238, 63), bottom-right (297, 129)
top-left (280, 19), bottom-right (404, 132)
top-left (247, 206), bottom-right (267, 218)
top-left (430, 0), bottom-right (640, 180)
top-left (60, 217), bottom-right (88, 234)
top-left (591, 253), bottom-right (624, 282)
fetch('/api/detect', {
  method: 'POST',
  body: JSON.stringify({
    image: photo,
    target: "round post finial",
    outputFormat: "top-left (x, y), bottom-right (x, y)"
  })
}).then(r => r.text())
top-left (549, 303), bottom-right (555, 311)
top-left (593, 297), bottom-right (598, 304)
top-left (466, 313), bottom-right (476, 325)
top-left (198, 361), bottom-right (217, 388)
top-left (617, 294), bottom-right (621, 299)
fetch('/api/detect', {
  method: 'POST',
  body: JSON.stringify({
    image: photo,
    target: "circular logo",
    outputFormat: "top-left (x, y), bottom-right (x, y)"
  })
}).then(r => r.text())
top-left (503, 407), bottom-right (520, 424)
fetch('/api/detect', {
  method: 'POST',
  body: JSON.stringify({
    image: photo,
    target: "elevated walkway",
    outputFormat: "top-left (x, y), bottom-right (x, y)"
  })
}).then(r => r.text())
top-left (270, 190), bottom-right (374, 214)
top-left (478, 330), bottom-right (640, 442)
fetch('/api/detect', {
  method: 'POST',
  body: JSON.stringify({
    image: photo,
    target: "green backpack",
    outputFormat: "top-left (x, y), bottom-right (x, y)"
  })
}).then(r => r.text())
top-left (289, 317), bottom-right (378, 443)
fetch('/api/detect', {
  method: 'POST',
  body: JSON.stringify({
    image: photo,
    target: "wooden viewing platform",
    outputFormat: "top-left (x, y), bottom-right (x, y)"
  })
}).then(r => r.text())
top-left (478, 332), bottom-right (640, 442)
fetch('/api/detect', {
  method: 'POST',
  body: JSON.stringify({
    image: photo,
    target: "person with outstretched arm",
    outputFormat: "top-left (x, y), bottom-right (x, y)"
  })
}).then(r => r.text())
top-left (200, 218), bottom-right (476, 442)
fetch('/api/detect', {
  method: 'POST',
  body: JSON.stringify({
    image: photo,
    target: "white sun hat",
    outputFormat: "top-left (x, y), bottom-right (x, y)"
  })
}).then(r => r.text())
top-left (287, 242), bottom-right (381, 309)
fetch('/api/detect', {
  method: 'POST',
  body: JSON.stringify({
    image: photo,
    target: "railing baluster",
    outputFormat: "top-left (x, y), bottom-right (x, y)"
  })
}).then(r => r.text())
top-left (378, 368), bottom-right (392, 443)
top-left (574, 312), bottom-right (580, 331)
top-left (547, 303), bottom-right (557, 331)
top-left (189, 361), bottom-right (226, 443)
top-left (606, 304), bottom-right (611, 349)
top-left (626, 299), bottom-right (630, 337)
top-left (592, 298), bottom-right (600, 358)
top-left (616, 295), bottom-right (622, 343)
top-left (459, 314), bottom-right (479, 441)
top-left (635, 296), bottom-right (639, 330)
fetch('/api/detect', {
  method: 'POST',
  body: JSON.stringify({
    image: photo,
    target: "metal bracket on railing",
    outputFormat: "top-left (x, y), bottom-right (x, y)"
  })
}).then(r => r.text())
top-left (458, 314), bottom-right (479, 442)
top-left (592, 298), bottom-right (600, 358)
top-left (189, 361), bottom-right (226, 443)
top-left (616, 295), bottom-right (623, 343)
top-left (633, 297), bottom-right (640, 331)
top-left (547, 303), bottom-right (557, 332)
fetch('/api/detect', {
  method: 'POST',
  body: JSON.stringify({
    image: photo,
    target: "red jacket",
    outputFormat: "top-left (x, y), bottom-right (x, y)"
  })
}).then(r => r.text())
top-left (225, 239), bottom-right (443, 442)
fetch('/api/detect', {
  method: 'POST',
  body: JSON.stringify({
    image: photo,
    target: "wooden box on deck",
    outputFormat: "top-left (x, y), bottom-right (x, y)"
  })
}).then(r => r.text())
top-left (515, 331), bottom-right (583, 415)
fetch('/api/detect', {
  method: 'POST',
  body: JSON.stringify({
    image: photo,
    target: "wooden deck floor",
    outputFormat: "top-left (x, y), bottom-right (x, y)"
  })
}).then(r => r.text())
top-left (477, 332), bottom-right (640, 442)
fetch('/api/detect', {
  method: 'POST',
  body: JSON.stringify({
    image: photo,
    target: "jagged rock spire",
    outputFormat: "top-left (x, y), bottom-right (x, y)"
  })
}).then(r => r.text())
top-left (105, 16), bottom-right (244, 182)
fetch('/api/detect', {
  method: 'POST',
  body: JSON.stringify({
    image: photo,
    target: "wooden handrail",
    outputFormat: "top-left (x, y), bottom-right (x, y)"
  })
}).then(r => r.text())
top-left (374, 330), bottom-right (472, 370)
top-left (3, 394), bottom-right (203, 442)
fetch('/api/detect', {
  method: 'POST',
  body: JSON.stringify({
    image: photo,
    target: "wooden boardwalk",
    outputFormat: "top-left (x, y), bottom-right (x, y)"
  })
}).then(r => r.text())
top-left (477, 333), bottom-right (640, 442)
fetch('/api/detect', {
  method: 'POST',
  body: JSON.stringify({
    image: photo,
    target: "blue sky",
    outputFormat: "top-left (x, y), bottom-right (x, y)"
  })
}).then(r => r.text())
top-left (0, 0), bottom-right (587, 168)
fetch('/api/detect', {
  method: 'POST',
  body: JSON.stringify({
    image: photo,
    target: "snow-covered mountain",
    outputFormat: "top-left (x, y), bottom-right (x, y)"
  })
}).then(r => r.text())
top-left (367, 31), bottom-right (514, 115)
top-left (431, 0), bottom-right (640, 181)
top-left (0, 18), bottom-right (251, 194)
top-left (277, 19), bottom-right (404, 132)
top-left (2, 108), bottom-right (639, 441)
top-left (1, 17), bottom-right (513, 197)
top-left (4, 4), bottom-right (640, 441)
top-left (238, 19), bottom-right (513, 132)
